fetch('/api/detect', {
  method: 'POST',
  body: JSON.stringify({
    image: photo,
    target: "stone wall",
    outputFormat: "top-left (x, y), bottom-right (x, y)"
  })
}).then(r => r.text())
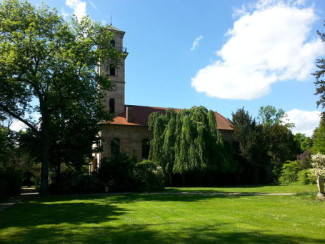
top-left (101, 124), bottom-right (152, 161)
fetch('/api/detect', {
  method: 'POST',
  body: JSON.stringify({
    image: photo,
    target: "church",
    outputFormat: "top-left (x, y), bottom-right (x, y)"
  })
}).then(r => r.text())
top-left (91, 26), bottom-right (233, 171)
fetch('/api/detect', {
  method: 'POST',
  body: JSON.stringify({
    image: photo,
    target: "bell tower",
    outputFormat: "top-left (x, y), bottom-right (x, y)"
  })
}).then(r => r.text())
top-left (99, 25), bottom-right (128, 115)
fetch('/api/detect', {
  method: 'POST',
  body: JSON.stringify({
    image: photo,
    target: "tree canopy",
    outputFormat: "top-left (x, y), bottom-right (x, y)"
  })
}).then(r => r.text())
top-left (0, 0), bottom-right (122, 194)
top-left (148, 107), bottom-right (233, 183)
top-left (313, 21), bottom-right (325, 110)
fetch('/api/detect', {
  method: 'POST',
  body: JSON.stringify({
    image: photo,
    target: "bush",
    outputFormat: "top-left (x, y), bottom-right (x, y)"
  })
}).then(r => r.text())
top-left (134, 160), bottom-right (164, 191)
top-left (297, 169), bottom-right (316, 185)
top-left (279, 161), bottom-right (300, 184)
top-left (49, 173), bottom-right (104, 194)
top-left (97, 153), bottom-right (137, 192)
top-left (0, 166), bottom-right (22, 197)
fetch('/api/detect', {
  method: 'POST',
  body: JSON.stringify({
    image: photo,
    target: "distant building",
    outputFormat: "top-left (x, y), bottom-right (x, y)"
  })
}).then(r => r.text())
top-left (90, 26), bottom-right (233, 171)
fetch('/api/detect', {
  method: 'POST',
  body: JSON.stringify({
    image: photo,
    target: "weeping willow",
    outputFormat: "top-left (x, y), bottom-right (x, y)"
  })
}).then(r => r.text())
top-left (149, 106), bottom-right (228, 176)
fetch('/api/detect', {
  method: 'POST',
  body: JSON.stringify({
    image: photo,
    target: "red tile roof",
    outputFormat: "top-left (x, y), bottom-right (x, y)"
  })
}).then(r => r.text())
top-left (106, 105), bottom-right (233, 131)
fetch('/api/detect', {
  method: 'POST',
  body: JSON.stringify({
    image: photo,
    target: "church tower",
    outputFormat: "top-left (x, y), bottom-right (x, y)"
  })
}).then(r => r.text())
top-left (99, 25), bottom-right (127, 115)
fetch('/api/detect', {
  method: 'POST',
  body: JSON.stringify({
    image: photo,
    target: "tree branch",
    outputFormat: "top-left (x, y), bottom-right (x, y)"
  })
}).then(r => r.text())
top-left (0, 104), bottom-right (39, 134)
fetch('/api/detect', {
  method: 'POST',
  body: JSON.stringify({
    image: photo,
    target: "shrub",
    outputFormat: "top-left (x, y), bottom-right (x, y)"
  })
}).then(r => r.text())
top-left (134, 160), bottom-right (164, 191)
top-left (297, 169), bottom-right (316, 185)
top-left (0, 166), bottom-right (22, 197)
top-left (279, 161), bottom-right (300, 184)
top-left (97, 153), bottom-right (137, 191)
top-left (49, 173), bottom-right (104, 194)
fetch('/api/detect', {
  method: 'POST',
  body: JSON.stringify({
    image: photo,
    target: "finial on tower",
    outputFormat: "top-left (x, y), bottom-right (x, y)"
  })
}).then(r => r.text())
top-left (110, 14), bottom-right (113, 26)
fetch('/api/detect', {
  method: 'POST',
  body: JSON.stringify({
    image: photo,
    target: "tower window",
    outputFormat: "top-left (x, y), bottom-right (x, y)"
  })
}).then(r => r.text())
top-left (109, 98), bottom-right (115, 113)
top-left (109, 65), bottom-right (116, 76)
top-left (142, 138), bottom-right (150, 159)
top-left (110, 138), bottom-right (120, 160)
top-left (110, 40), bottom-right (115, 47)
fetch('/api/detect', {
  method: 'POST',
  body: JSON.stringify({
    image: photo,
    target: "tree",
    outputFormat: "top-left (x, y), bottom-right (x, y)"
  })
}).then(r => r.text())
top-left (0, 0), bottom-right (122, 194)
top-left (257, 105), bottom-right (293, 127)
top-left (232, 108), bottom-right (268, 182)
top-left (312, 115), bottom-right (325, 154)
top-left (149, 106), bottom-right (226, 185)
top-left (311, 153), bottom-right (325, 200)
top-left (312, 21), bottom-right (325, 109)
top-left (294, 133), bottom-right (312, 152)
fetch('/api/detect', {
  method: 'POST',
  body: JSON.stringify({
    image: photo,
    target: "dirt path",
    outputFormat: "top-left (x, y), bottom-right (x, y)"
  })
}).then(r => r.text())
top-left (0, 187), bottom-right (38, 213)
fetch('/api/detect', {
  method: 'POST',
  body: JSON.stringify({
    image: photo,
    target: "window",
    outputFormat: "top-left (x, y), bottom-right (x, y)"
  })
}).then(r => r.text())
top-left (109, 65), bottom-right (116, 76)
top-left (142, 138), bottom-right (150, 159)
top-left (109, 98), bottom-right (115, 113)
top-left (110, 138), bottom-right (120, 160)
top-left (110, 39), bottom-right (115, 47)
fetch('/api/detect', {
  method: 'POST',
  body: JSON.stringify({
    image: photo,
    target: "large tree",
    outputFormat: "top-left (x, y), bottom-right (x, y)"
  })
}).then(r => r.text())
top-left (0, 0), bottom-right (121, 194)
top-left (313, 22), bottom-right (325, 110)
top-left (149, 107), bottom-right (228, 185)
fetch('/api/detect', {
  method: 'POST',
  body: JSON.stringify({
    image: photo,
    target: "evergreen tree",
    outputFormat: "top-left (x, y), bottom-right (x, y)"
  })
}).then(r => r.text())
top-left (312, 115), bottom-right (325, 154)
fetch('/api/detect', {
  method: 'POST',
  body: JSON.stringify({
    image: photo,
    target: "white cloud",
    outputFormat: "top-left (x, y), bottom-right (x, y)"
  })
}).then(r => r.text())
top-left (190, 35), bottom-right (203, 51)
top-left (9, 120), bottom-right (28, 132)
top-left (89, 1), bottom-right (97, 10)
top-left (286, 109), bottom-right (321, 136)
top-left (65, 0), bottom-right (87, 21)
top-left (191, 0), bottom-right (325, 100)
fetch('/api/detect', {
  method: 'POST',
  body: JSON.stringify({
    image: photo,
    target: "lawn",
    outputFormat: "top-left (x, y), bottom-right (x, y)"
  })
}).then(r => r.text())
top-left (0, 185), bottom-right (324, 244)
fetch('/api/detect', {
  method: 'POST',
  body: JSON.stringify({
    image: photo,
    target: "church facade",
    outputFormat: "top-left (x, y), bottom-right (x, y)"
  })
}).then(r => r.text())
top-left (91, 26), bottom-right (233, 171)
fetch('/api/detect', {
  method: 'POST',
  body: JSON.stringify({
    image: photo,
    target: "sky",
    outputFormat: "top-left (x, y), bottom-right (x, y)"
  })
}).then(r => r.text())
top-left (9, 0), bottom-right (325, 136)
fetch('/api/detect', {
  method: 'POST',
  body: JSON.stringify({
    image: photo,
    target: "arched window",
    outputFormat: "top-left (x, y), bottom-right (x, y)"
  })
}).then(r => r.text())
top-left (110, 138), bottom-right (120, 160)
top-left (110, 39), bottom-right (115, 47)
top-left (109, 64), bottom-right (116, 76)
top-left (142, 138), bottom-right (150, 159)
top-left (109, 98), bottom-right (115, 113)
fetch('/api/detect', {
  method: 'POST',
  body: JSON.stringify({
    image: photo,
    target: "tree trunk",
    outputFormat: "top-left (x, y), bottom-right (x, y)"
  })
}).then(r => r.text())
top-left (39, 107), bottom-right (50, 196)
top-left (317, 175), bottom-right (325, 200)
top-left (182, 174), bottom-right (186, 186)
top-left (168, 173), bottom-right (173, 186)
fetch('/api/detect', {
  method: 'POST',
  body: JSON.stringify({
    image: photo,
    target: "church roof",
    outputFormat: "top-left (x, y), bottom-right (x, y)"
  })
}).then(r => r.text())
top-left (107, 25), bottom-right (125, 33)
top-left (106, 105), bottom-right (233, 131)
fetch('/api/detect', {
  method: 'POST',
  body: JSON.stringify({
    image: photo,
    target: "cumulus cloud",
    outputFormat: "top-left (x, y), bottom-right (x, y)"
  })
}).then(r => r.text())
top-left (191, 0), bottom-right (325, 100)
top-left (286, 109), bottom-right (321, 136)
top-left (65, 0), bottom-right (87, 21)
top-left (191, 35), bottom-right (203, 51)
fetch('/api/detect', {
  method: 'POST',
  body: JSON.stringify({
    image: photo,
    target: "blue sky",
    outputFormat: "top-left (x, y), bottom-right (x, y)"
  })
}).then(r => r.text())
top-left (14, 0), bottom-right (325, 135)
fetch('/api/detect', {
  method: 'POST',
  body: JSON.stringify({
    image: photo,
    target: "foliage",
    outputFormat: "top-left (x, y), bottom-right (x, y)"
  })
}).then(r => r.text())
top-left (48, 173), bottom-right (103, 194)
top-left (298, 169), bottom-right (316, 185)
top-left (258, 105), bottom-right (290, 127)
top-left (149, 107), bottom-right (230, 179)
top-left (294, 133), bottom-right (312, 152)
top-left (97, 153), bottom-right (137, 191)
top-left (312, 21), bottom-right (325, 109)
top-left (134, 160), bottom-right (164, 191)
top-left (279, 161), bottom-right (300, 184)
top-left (264, 123), bottom-right (301, 179)
top-left (312, 115), bottom-right (325, 154)
top-left (0, 0), bottom-right (122, 194)
top-left (0, 165), bottom-right (21, 196)
top-left (232, 108), bottom-right (267, 168)
top-left (310, 153), bottom-right (325, 177)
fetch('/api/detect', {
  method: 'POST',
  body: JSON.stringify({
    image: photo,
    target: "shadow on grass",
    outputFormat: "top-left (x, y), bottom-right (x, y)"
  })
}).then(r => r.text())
top-left (1, 220), bottom-right (324, 243)
top-left (0, 197), bottom-right (127, 229)
top-left (0, 195), bottom-right (324, 243)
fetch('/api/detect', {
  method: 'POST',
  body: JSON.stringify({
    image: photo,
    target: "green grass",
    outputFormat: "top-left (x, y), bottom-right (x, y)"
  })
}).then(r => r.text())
top-left (165, 183), bottom-right (317, 194)
top-left (0, 185), bottom-right (324, 243)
